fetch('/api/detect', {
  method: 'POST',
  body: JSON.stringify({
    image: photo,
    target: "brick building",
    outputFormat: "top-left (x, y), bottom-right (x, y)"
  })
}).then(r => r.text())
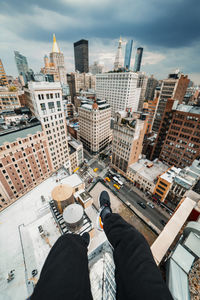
top-left (0, 121), bottom-right (53, 211)
top-left (159, 105), bottom-right (200, 168)
top-left (145, 96), bottom-right (159, 134)
top-left (152, 73), bottom-right (189, 132)
top-left (150, 99), bottom-right (176, 160)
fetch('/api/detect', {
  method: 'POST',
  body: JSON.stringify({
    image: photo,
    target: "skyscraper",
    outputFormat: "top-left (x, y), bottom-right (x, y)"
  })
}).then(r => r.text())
top-left (78, 99), bottom-right (112, 154)
top-left (14, 51), bottom-right (29, 84)
top-left (111, 110), bottom-right (147, 174)
top-left (152, 73), bottom-right (189, 132)
top-left (25, 82), bottom-right (71, 172)
top-left (133, 47), bottom-right (143, 72)
top-left (74, 39), bottom-right (89, 73)
top-left (124, 40), bottom-right (133, 70)
top-left (0, 59), bottom-right (8, 87)
top-left (137, 72), bottom-right (148, 111)
top-left (145, 75), bottom-right (158, 101)
top-left (114, 37), bottom-right (123, 70)
top-left (96, 72), bottom-right (139, 116)
top-left (159, 104), bottom-right (200, 168)
top-left (49, 34), bottom-right (67, 84)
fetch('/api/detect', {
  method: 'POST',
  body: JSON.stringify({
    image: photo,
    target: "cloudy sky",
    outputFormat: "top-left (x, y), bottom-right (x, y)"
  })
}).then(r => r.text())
top-left (0, 0), bottom-right (200, 84)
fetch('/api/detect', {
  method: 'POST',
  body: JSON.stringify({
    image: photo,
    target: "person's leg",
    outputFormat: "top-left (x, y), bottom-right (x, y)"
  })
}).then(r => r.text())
top-left (99, 191), bottom-right (172, 300)
top-left (31, 233), bottom-right (93, 300)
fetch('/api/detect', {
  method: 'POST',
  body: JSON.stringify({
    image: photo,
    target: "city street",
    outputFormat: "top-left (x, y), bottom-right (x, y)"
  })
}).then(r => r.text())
top-left (81, 151), bottom-right (170, 231)
top-left (104, 178), bottom-right (169, 231)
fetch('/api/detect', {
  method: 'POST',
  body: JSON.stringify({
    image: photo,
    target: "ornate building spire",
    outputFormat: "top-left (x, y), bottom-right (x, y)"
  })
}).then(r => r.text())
top-left (114, 37), bottom-right (123, 71)
top-left (52, 34), bottom-right (60, 53)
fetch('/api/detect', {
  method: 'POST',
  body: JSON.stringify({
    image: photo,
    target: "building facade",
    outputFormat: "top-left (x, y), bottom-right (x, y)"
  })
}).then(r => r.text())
top-left (0, 122), bottom-right (53, 211)
top-left (89, 62), bottom-right (103, 75)
top-left (67, 72), bottom-right (96, 103)
top-left (145, 75), bottom-right (158, 101)
top-left (137, 72), bottom-right (148, 111)
top-left (124, 40), bottom-right (133, 70)
top-left (0, 90), bottom-right (21, 111)
top-left (127, 159), bottom-right (168, 193)
top-left (74, 39), bottom-right (89, 73)
top-left (145, 97), bottom-right (159, 134)
top-left (25, 82), bottom-right (71, 173)
top-left (0, 59), bottom-right (8, 87)
top-left (49, 34), bottom-right (67, 84)
top-left (111, 110), bottom-right (147, 174)
top-left (41, 55), bottom-right (60, 82)
top-left (150, 98), bottom-right (176, 160)
top-left (68, 138), bottom-right (84, 172)
top-left (133, 47), bottom-right (143, 72)
top-left (78, 99), bottom-right (112, 154)
top-left (159, 105), bottom-right (200, 168)
top-left (152, 73), bottom-right (189, 132)
top-left (96, 72), bottom-right (139, 115)
top-left (152, 166), bottom-right (179, 203)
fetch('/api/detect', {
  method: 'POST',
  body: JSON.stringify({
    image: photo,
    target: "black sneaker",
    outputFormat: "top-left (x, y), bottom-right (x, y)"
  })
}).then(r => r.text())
top-left (99, 191), bottom-right (111, 209)
top-left (98, 191), bottom-right (112, 230)
top-left (82, 232), bottom-right (90, 248)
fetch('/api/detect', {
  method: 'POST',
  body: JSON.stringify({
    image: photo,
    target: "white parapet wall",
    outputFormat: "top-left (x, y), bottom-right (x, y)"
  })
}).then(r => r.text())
top-left (151, 197), bottom-right (197, 265)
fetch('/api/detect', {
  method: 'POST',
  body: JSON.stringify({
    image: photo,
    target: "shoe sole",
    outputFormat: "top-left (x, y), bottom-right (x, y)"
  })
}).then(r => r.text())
top-left (97, 211), bottom-right (104, 231)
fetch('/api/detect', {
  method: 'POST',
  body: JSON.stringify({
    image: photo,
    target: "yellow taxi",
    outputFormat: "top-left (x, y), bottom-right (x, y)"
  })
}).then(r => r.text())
top-left (93, 168), bottom-right (98, 172)
top-left (113, 184), bottom-right (120, 190)
top-left (73, 167), bottom-right (80, 173)
top-left (104, 177), bottom-right (111, 182)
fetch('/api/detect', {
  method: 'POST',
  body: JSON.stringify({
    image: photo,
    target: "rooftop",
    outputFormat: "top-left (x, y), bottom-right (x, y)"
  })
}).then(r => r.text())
top-left (0, 121), bottom-right (42, 145)
top-left (28, 81), bottom-right (62, 91)
top-left (68, 138), bottom-right (82, 149)
top-left (0, 169), bottom-right (106, 299)
top-left (129, 159), bottom-right (169, 182)
top-left (160, 166), bottom-right (181, 183)
top-left (176, 104), bottom-right (200, 115)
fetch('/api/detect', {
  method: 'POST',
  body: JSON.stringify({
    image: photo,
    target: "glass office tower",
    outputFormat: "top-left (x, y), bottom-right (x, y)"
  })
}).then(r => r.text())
top-left (124, 40), bottom-right (133, 70)
top-left (133, 47), bottom-right (143, 72)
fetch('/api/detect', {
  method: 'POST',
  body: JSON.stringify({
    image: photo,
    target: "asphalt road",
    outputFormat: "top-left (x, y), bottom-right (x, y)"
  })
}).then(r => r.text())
top-left (82, 152), bottom-right (169, 231)
top-left (104, 179), bottom-right (169, 231)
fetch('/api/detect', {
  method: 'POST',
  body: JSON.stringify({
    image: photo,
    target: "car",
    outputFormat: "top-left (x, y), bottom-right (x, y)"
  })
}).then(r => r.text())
top-left (147, 202), bottom-right (155, 209)
top-left (32, 269), bottom-right (38, 277)
top-left (160, 219), bottom-right (166, 226)
top-left (104, 177), bottom-right (111, 182)
top-left (93, 168), bottom-right (98, 172)
top-left (137, 201), bottom-right (146, 209)
top-left (73, 167), bottom-right (80, 173)
top-left (113, 184), bottom-right (120, 190)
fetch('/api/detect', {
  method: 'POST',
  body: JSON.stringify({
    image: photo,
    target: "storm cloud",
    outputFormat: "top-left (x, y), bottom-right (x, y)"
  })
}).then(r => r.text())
top-left (0, 0), bottom-right (200, 83)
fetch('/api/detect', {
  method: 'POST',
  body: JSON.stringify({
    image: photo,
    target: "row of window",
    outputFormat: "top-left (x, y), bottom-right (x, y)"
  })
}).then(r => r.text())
top-left (38, 93), bottom-right (60, 100)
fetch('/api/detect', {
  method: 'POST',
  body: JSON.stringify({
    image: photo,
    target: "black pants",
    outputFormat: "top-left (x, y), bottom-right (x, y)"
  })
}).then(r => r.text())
top-left (31, 214), bottom-right (172, 300)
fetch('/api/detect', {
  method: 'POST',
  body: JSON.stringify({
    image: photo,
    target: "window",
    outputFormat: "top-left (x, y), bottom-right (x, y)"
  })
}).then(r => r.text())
top-left (159, 181), bottom-right (167, 187)
top-left (48, 102), bottom-right (54, 109)
top-left (40, 103), bottom-right (46, 111)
